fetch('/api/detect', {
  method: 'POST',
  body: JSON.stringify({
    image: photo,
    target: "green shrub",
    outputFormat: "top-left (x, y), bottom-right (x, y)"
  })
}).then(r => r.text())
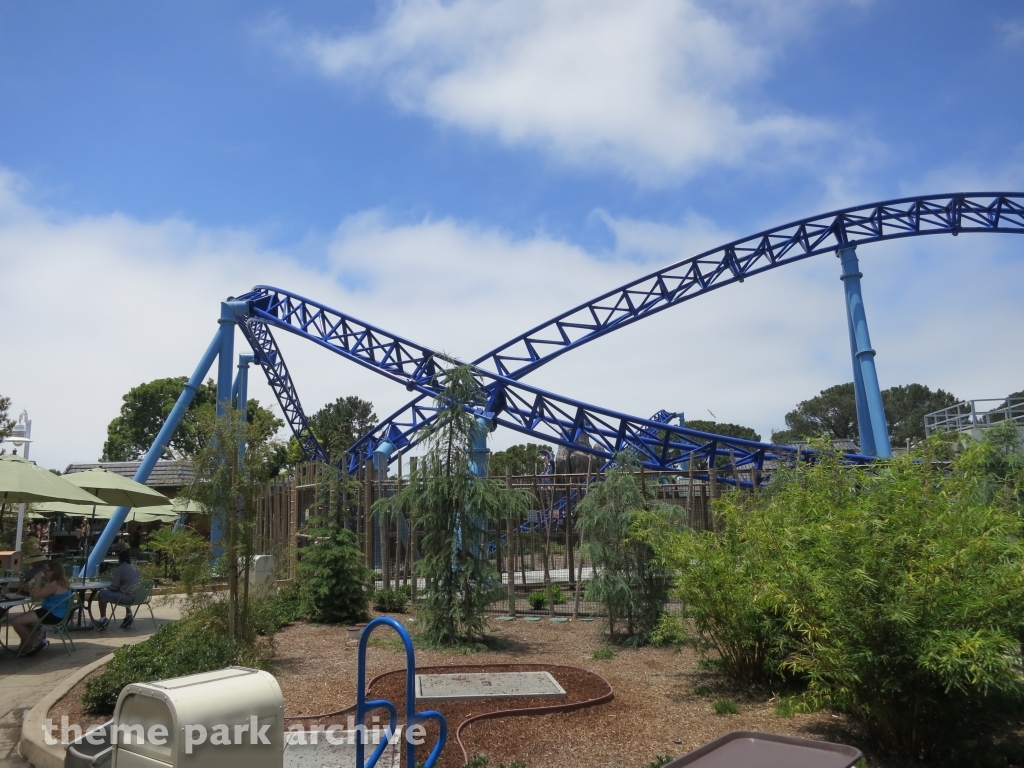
top-left (649, 612), bottom-right (687, 647)
top-left (373, 588), bottom-right (408, 613)
top-left (592, 646), bottom-right (615, 660)
top-left (578, 454), bottom-right (683, 644)
top-left (81, 606), bottom-right (272, 720)
top-left (297, 524), bottom-right (372, 625)
top-left (639, 756), bottom-right (673, 768)
top-left (693, 685), bottom-right (712, 696)
top-left (712, 699), bottom-right (738, 715)
top-left (144, 526), bottom-right (211, 591)
top-left (644, 426), bottom-right (1024, 758)
top-left (399, 583), bottom-right (412, 598)
top-left (528, 583), bottom-right (565, 610)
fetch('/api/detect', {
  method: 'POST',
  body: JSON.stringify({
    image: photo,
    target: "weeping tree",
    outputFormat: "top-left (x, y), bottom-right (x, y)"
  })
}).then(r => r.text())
top-left (578, 453), bottom-right (682, 644)
top-left (383, 364), bottom-right (531, 646)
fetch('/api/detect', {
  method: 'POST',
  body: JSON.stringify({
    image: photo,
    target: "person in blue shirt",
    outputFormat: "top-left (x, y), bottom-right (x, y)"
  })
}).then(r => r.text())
top-left (12, 560), bottom-right (72, 656)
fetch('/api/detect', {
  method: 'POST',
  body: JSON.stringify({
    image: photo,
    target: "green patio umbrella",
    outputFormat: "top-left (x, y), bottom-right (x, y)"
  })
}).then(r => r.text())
top-left (32, 501), bottom-right (182, 523)
top-left (63, 468), bottom-right (169, 508)
top-left (0, 455), bottom-right (104, 568)
top-left (61, 468), bottom-right (170, 577)
top-left (0, 455), bottom-right (106, 506)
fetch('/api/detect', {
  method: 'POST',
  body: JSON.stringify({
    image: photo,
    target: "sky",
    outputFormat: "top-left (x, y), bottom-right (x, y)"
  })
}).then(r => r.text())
top-left (2, 0), bottom-right (1023, 471)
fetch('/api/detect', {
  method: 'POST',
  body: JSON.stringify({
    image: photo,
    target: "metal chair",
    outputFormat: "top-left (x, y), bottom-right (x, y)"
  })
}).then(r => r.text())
top-left (17, 591), bottom-right (81, 657)
top-left (124, 580), bottom-right (156, 631)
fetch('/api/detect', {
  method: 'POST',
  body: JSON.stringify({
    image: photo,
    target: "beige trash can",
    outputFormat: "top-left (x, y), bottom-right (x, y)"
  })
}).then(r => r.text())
top-left (110, 667), bottom-right (284, 768)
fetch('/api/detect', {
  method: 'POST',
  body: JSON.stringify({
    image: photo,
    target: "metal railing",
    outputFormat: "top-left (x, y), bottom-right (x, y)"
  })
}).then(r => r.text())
top-left (924, 396), bottom-right (1024, 437)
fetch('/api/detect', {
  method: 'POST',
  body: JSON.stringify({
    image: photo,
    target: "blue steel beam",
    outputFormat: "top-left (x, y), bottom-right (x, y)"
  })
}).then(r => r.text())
top-left (86, 327), bottom-right (225, 576)
top-left (236, 193), bottom-right (1024, 469)
top-left (234, 290), bottom-right (863, 472)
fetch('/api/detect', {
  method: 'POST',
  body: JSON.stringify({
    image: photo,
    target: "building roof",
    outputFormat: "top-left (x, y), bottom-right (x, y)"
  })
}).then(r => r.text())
top-left (64, 460), bottom-right (194, 489)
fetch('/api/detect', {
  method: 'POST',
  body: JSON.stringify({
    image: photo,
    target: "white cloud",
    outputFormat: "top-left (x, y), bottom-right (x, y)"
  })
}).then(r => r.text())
top-left (1000, 19), bottom-right (1024, 48)
top-left (2, 172), bottom-right (1022, 472)
top-left (264, 0), bottom-right (844, 183)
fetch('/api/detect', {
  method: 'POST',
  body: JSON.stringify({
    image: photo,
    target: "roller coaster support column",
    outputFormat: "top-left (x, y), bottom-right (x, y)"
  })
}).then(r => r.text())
top-left (211, 302), bottom-right (246, 550)
top-left (235, 353), bottom-right (254, 463)
top-left (85, 325), bottom-right (227, 576)
top-left (469, 415), bottom-right (491, 478)
top-left (838, 246), bottom-right (891, 458)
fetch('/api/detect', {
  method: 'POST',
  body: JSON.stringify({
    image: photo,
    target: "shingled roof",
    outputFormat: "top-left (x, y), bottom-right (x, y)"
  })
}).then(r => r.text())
top-left (64, 460), bottom-right (194, 490)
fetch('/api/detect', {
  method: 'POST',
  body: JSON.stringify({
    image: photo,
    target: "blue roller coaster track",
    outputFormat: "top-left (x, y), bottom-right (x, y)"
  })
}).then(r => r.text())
top-left (232, 192), bottom-right (1024, 474)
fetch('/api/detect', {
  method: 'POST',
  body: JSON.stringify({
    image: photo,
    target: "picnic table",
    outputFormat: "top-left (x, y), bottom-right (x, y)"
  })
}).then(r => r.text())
top-left (70, 581), bottom-right (111, 628)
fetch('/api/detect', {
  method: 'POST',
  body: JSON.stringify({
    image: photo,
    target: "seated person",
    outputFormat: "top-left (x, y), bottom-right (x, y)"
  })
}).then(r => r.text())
top-left (12, 560), bottom-right (72, 656)
top-left (15, 554), bottom-right (50, 593)
top-left (95, 551), bottom-right (141, 630)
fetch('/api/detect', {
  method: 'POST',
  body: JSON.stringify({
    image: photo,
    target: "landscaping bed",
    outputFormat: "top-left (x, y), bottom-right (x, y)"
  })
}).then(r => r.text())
top-left (271, 614), bottom-right (878, 768)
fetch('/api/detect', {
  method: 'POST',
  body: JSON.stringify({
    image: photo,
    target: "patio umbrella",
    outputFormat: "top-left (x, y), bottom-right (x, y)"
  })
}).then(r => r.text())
top-left (60, 469), bottom-right (170, 578)
top-left (0, 455), bottom-right (106, 506)
top-left (63, 468), bottom-right (169, 509)
top-left (0, 455), bottom-right (105, 559)
top-left (32, 502), bottom-right (183, 523)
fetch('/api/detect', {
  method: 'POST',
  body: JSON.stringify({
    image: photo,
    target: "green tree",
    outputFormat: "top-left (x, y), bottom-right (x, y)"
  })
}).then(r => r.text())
top-left (489, 443), bottom-right (553, 476)
top-left (383, 364), bottom-right (531, 646)
top-left (182, 407), bottom-right (279, 639)
top-left (0, 396), bottom-right (14, 442)
top-left (881, 383), bottom-right (958, 444)
top-left (577, 453), bottom-right (682, 644)
top-left (297, 523), bottom-right (371, 625)
top-left (308, 396), bottom-right (377, 463)
top-left (684, 420), bottom-right (760, 442)
top-left (771, 383), bottom-right (858, 444)
top-left (772, 382), bottom-right (959, 446)
top-left (102, 377), bottom-right (283, 461)
top-left (648, 426), bottom-right (1024, 757)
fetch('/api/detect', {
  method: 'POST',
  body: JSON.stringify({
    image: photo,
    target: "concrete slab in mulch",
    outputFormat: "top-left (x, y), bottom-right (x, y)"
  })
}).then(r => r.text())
top-left (415, 671), bottom-right (566, 703)
top-left (284, 731), bottom-right (399, 768)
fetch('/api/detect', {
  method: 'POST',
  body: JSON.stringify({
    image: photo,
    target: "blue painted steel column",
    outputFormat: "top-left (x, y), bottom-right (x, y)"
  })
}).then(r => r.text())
top-left (211, 302), bottom-right (246, 550)
top-left (85, 329), bottom-right (225, 575)
top-left (469, 415), bottom-right (491, 478)
top-left (838, 246), bottom-right (891, 458)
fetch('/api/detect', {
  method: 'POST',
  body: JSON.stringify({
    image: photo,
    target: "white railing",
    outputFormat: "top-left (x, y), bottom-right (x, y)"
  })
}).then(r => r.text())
top-left (924, 396), bottom-right (1024, 437)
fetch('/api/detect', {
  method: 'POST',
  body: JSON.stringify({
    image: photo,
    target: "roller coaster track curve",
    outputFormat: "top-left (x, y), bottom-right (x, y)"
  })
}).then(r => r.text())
top-left (233, 192), bottom-right (1024, 471)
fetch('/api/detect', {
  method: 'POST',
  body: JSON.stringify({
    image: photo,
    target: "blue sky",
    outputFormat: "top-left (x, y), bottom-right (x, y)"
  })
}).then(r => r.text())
top-left (2, 1), bottom-right (1024, 469)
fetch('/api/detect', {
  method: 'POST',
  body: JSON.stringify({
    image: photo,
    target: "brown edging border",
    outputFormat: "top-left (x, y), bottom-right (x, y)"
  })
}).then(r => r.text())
top-left (284, 663), bottom-right (615, 764)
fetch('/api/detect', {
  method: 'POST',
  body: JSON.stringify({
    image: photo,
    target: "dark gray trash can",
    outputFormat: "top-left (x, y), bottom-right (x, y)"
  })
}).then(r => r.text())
top-left (663, 731), bottom-right (862, 768)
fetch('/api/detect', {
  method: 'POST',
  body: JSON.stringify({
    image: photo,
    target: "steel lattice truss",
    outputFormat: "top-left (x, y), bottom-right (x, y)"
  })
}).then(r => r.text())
top-left (233, 193), bottom-right (1024, 472)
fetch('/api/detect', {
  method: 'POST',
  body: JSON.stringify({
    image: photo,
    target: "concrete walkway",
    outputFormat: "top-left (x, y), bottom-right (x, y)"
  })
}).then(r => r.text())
top-left (0, 600), bottom-right (182, 768)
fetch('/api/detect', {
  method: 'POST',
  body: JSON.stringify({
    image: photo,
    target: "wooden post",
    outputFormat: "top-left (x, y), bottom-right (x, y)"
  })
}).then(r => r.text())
top-left (506, 467), bottom-right (516, 617)
top-left (409, 456), bottom-right (418, 599)
top-left (566, 477), bottom-right (575, 589)
top-left (363, 460), bottom-right (374, 571)
top-left (289, 474), bottom-right (299, 579)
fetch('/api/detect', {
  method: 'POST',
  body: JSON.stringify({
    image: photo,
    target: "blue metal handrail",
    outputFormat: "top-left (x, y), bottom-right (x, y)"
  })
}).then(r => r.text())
top-left (356, 617), bottom-right (447, 768)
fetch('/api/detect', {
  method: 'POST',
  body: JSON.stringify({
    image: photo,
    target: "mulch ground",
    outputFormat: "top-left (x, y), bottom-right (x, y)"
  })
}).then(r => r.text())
top-left (51, 612), bottom-right (1024, 768)
top-left (270, 613), bottom-right (890, 768)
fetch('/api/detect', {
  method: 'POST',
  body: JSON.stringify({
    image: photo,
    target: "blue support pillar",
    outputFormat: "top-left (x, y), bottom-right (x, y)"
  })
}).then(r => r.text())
top-left (838, 246), bottom-right (891, 458)
top-left (85, 328), bottom-right (224, 575)
top-left (211, 301), bottom-right (246, 551)
top-left (469, 415), bottom-right (491, 478)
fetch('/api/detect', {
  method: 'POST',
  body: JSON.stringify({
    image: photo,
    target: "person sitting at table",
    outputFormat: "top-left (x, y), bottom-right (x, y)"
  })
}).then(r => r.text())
top-left (14, 554), bottom-right (50, 594)
top-left (11, 560), bottom-right (72, 656)
top-left (95, 551), bottom-right (141, 630)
